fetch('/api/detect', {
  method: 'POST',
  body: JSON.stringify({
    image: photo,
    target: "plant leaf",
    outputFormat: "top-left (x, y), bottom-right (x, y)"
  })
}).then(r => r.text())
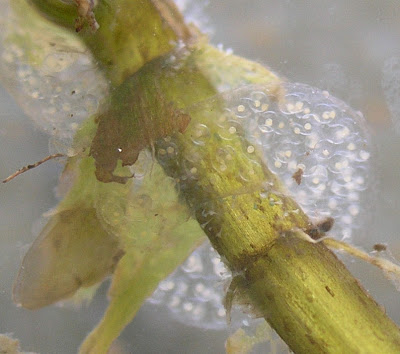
top-left (13, 115), bottom-right (205, 349)
top-left (13, 206), bottom-right (123, 309)
top-left (0, 0), bottom-right (108, 147)
top-left (79, 157), bottom-right (205, 354)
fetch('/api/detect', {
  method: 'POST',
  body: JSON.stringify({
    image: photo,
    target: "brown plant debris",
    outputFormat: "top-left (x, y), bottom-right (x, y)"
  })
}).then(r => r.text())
top-left (292, 167), bottom-right (304, 185)
top-left (2, 153), bottom-right (65, 183)
top-left (90, 86), bottom-right (190, 183)
top-left (74, 0), bottom-right (99, 32)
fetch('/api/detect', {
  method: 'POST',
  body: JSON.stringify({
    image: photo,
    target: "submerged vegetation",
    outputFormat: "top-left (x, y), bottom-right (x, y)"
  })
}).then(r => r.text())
top-left (1, 0), bottom-right (400, 353)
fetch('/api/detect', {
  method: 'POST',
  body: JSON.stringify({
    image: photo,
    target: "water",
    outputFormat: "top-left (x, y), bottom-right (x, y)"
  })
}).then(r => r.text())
top-left (1, 0), bottom-right (400, 353)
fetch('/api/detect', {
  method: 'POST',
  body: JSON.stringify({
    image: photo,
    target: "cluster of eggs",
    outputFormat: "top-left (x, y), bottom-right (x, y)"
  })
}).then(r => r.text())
top-left (150, 82), bottom-right (373, 329)
top-left (148, 242), bottom-right (230, 330)
top-left (232, 82), bottom-right (372, 240)
top-left (0, 5), bottom-right (108, 152)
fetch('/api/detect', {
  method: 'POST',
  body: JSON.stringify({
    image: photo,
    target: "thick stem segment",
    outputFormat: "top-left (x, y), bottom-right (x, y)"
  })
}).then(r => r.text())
top-left (116, 55), bottom-right (400, 353)
top-left (245, 234), bottom-right (399, 352)
top-left (31, 0), bottom-right (193, 86)
top-left (27, 0), bottom-right (400, 352)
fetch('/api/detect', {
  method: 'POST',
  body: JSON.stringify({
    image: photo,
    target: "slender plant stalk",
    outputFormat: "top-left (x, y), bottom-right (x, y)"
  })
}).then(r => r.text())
top-left (2, 153), bottom-right (65, 183)
top-left (25, 0), bottom-right (400, 352)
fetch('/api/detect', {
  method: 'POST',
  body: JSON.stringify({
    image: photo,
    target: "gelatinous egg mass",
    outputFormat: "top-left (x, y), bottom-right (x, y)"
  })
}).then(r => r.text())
top-left (149, 82), bottom-right (373, 329)
top-left (0, 2), bottom-right (108, 152)
top-left (148, 242), bottom-right (230, 330)
top-left (232, 82), bottom-right (372, 241)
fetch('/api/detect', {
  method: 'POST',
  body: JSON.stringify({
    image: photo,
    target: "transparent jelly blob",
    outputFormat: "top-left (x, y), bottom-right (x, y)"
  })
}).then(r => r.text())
top-left (0, 1), bottom-right (108, 153)
top-left (148, 239), bottom-right (268, 332)
top-left (148, 241), bottom-right (230, 330)
top-left (224, 82), bottom-right (373, 241)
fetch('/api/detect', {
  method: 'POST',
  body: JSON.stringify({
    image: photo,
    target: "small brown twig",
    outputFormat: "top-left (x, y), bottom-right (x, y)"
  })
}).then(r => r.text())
top-left (297, 229), bottom-right (400, 278)
top-left (322, 237), bottom-right (400, 278)
top-left (2, 153), bottom-right (65, 183)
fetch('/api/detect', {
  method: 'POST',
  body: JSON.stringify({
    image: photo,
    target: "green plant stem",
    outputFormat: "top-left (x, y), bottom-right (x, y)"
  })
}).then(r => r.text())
top-left (31, 0), bottom-right (192, 86)
top-left (28, 0), bottom-right (400, 352)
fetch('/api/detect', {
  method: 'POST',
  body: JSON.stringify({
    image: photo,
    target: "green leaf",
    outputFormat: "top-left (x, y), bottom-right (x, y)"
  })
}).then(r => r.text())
top-left (13, 206), bottom-right (123, 309)
top-left (80, 161), bottom-right (205, 353)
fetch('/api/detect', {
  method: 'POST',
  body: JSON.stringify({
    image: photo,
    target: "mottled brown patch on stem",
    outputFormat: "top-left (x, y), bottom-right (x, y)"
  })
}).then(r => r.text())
top-left (90, 84), bottom-right (190, 183)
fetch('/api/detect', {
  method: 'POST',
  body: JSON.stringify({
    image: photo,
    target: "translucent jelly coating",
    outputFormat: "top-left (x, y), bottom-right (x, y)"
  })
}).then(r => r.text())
top-left (229, 83), bottom-right (372, 241)
top-left (0, 3), bottom-right (108, 152)
top-left (148, 241), bottom-right (229, 330)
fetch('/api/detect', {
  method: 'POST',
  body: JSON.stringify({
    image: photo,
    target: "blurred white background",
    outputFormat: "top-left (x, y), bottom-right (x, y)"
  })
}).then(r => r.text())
top-left (1, 1), bottom-right (400, 352)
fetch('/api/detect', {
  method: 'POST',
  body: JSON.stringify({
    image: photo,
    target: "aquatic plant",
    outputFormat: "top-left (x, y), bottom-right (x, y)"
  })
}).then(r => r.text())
top-left (1, 0), bottom-right (400, 353)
